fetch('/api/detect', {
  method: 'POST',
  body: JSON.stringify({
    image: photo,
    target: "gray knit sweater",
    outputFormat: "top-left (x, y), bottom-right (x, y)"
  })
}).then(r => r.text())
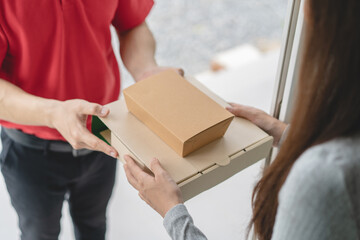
top-left (163, 136), bottom-right (360, 239)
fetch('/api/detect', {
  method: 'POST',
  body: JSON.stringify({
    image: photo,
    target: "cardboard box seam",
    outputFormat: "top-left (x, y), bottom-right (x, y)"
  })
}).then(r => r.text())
top-left (230, 136), bottom-right (273, 160)
top-left (177, 172), bottom-right (204, 187)
top-left (245, 136), bottom-right (274, 151)
top-left (184, 117), bottom-right (234, 143)
top-left (179, 137), bottom-right (273, 201)
top-left (180, 138), bottom-right (272, 184)
top-left (178, 173), bottom-right (203, 187)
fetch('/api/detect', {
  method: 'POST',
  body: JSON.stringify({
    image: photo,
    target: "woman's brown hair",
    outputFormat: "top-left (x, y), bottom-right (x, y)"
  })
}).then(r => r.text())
top-left (251, 0), bottom-right (360, 239)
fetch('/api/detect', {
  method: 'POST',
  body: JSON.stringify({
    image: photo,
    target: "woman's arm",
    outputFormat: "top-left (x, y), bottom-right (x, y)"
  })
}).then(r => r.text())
top-left (164, 204), bottom-right (208, 240)
top-left (123, 156), bottom-right (207, 240)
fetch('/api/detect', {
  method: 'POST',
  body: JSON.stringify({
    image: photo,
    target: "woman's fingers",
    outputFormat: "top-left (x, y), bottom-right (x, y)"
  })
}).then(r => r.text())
top-left (124, 163), bottom-right (140, 190)
top-left (124, 155), bottom-right (151, 185)
top-left (226, 103), bottom-right (262, 120)
top-left (150, 158), bottom-right (166, 177)
top-left (123, 155), bottom-right (183, 218)
top-left (226, 102), bottom-right (288, 147)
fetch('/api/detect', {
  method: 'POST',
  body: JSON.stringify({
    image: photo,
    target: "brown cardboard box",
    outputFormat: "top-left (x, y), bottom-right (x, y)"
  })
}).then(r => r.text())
top-left (94, 76), bottom-right (273, 201)
top-left (123, 70), bottom-right (234, 157)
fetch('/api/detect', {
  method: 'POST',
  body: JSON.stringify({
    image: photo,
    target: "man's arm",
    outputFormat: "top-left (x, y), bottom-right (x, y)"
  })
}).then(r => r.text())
top-left (118, 22), bottom-right (183, 82)
top-left (0, 79), bottom-right (56, 126)
top-left (0, 79), bottom-right (118, 157)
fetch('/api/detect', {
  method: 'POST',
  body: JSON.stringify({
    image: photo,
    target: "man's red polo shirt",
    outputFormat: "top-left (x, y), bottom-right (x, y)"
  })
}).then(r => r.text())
top-left (0, 0), bottom-right (154, 141)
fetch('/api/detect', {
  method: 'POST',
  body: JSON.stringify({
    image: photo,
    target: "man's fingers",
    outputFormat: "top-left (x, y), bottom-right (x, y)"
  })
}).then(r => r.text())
top-left (79, 102), bottom-right (110, 117)
top-left (99, 106), bottom-right (110, 117)
top-left (81, 130), bottom-right (118, 157)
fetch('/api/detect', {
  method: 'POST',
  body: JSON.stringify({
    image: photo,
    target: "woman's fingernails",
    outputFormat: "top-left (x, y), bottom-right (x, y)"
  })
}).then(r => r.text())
top-left (110, 151), bottom-right (116, 157)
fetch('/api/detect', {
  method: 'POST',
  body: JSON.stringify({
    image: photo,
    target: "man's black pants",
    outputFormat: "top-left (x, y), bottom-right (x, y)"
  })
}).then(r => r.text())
top-left (0, 130), bottom-right (117, 240)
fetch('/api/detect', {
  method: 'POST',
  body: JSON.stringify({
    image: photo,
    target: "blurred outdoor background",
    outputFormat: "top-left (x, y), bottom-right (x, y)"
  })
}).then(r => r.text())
top-left (0, 0), bottom-right (289, 239)
top-left (150, 0), bottom-right (286, 74)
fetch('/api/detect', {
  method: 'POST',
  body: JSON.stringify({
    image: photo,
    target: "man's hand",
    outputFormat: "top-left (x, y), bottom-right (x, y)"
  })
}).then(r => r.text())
top-left (135, 66), bottom-right (184, 82)
top-left (226, 103), bottom-right (287, 147)
top-left (49, 99), bottom-right (118, 157)
top-left (0, 79), bottom-right (118, 157)
top-left (123, 155), bottom-right (183, 218)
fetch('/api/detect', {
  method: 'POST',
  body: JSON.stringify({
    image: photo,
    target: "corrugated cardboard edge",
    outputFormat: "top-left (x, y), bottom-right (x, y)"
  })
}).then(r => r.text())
top-left (179, 136), bottom-right (273, 201)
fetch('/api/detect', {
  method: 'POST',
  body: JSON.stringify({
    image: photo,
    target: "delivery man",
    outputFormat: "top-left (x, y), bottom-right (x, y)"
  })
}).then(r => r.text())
top-left (0, 0), bottom-right (181, 239)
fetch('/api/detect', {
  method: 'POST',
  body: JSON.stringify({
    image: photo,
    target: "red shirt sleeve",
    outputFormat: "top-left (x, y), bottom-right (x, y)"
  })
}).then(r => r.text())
top-left (112, 0), bottom-right (154, 32)
top-left (0, 25), bottom-right (8, 67)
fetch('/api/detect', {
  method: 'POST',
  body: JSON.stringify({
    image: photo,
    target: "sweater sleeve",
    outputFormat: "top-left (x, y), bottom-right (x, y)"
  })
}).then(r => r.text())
top-left (271, 148), bottom-right (358, 240)
top-left (163, 204), bottom-right (208, 240)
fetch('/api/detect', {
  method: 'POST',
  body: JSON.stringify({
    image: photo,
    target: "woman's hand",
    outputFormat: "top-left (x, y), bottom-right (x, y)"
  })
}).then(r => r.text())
top-left (226, 103), bottom-right (288, 147)
top-left (49, 99), bottom-right (118, 157)
top-left (123, 155), bottom-right (183, 218)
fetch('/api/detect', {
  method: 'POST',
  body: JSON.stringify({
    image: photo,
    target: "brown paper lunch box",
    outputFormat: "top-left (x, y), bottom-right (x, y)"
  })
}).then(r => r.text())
top-left (123, 70), bottom-right (235, 157)
top-left (92, 71), bottom-right (273, 201)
